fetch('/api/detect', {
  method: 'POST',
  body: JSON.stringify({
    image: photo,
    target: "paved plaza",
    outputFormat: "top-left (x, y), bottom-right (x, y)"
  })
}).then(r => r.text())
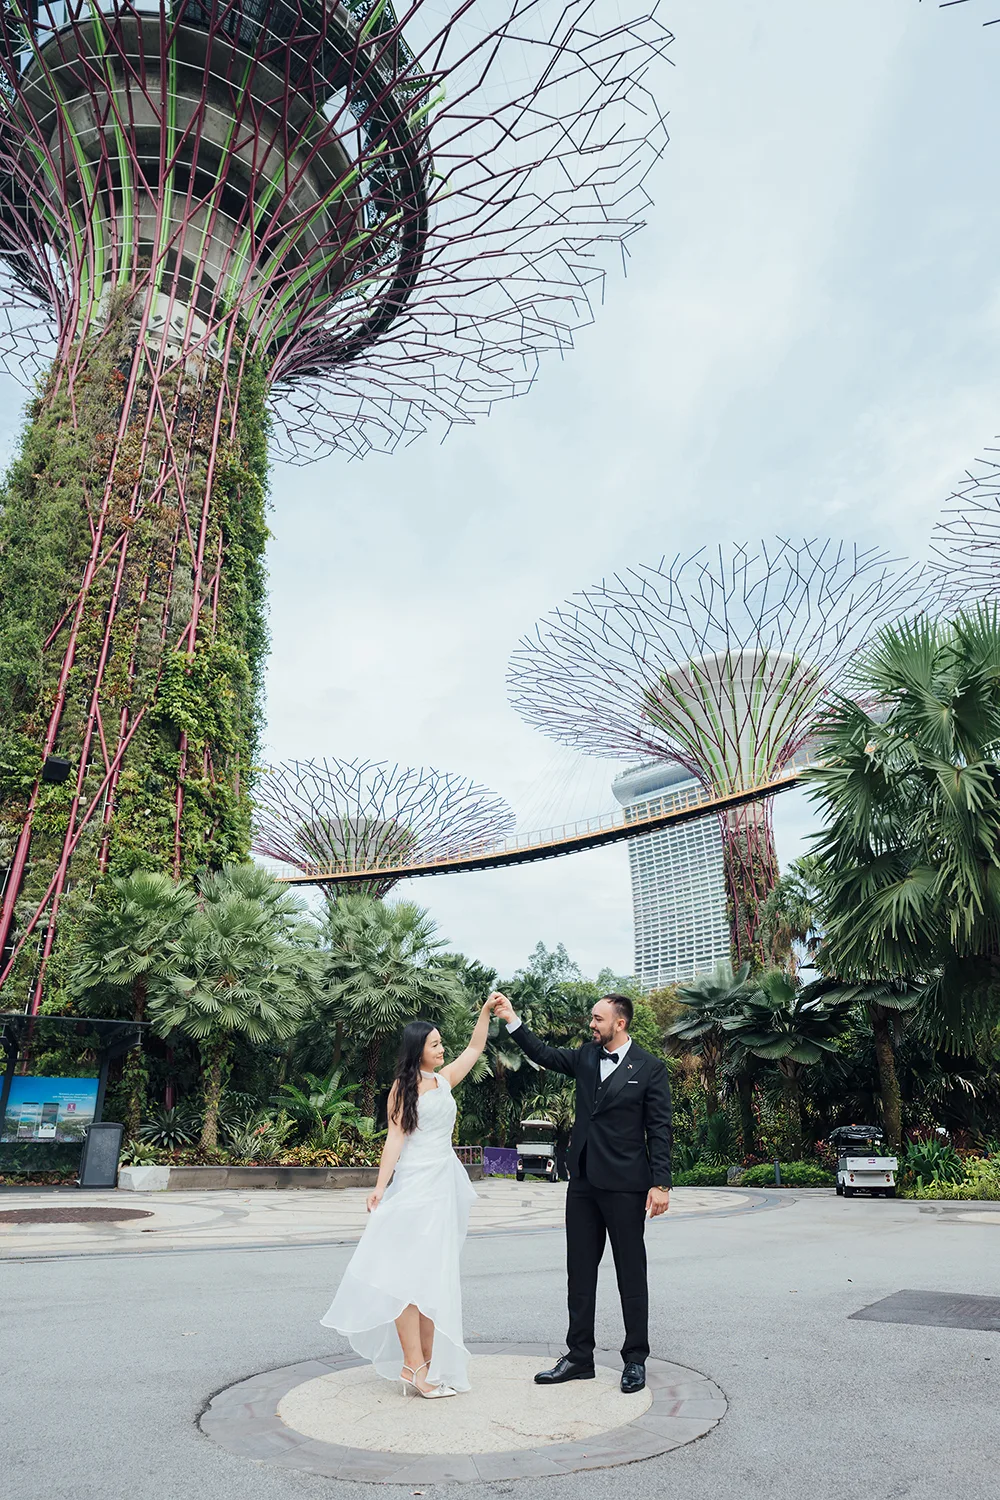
top-left (2, 1185), bottom-right (998, 1499)
top-left (0, 1178), bottom-right (755, 1261)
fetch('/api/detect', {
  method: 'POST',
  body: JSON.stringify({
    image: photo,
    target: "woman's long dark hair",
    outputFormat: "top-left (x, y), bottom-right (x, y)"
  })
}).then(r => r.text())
top-left (391, 1020), bottom-right (436, 1134)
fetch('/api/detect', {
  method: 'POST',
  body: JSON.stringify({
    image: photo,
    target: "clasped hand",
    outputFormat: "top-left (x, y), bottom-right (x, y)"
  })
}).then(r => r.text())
top-left (487, 991), bottom-right (515, 1023)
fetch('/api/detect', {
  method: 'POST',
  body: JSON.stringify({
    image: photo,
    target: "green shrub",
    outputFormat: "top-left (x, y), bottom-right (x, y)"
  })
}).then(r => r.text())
top-left (673, 1163), bottom-right (730, 1186)
top-left (740, 1161), bottom-right (835, 1188)
top-left (903, 1138), bottom-right (964, 1187)
top-left (903, 1156), bottom-right (1000, 1200)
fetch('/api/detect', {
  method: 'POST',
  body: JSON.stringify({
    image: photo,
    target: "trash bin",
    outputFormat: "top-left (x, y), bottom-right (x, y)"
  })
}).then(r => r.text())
top-left (78, 1121), bottom-right (125, 1189)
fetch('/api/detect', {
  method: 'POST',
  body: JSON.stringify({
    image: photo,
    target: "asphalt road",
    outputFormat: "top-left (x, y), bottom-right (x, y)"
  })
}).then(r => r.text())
top-left (2, 1192), bottom-right (997, 1500)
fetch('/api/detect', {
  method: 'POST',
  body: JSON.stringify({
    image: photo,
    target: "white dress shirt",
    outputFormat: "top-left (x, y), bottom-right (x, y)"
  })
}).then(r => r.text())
top-left (506, 1018), bottom-right (631, 1084)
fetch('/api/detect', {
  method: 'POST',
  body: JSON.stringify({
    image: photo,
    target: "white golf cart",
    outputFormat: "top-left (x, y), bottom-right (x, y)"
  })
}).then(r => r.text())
top-left (515, 1118), bottom-right (558, 1183)
top-left (830, 1124), bottom-right (898, 1198)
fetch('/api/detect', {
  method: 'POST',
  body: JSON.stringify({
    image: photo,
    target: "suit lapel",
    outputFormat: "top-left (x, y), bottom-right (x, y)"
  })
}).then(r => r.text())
top-left (585, 1044), bottom-right (602, 1113)
top-left (592, 1046), bottom-right (648, 1116)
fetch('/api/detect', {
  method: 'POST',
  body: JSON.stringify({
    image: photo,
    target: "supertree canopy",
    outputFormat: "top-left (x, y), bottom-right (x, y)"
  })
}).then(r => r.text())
top-left (930, 437), bottom-right (1000, 603)
top-left (508, 540), bottom-right (928, 968)
top-left (251, 755), bottom-right (515, 898)
top-left (0, 0), bottom-right (671, 1005)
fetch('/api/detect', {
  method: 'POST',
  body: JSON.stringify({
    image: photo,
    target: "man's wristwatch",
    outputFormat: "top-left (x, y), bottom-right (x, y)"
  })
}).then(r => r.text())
top-left (654, 1184), bottom-right (670, 1191)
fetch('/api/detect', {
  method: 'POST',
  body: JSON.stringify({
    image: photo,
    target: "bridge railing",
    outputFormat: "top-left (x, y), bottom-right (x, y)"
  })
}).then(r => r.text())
top-left (283, 752), bottom-right (819, 881)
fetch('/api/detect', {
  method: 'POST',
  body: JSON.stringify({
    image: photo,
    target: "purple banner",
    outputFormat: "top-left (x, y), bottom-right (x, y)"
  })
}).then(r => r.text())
top-left (483, 1147), bottom-right (519, 1176)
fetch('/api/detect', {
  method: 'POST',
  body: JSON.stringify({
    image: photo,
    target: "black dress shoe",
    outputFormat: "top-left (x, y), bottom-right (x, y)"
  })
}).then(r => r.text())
top-left (621, 1361), bottom-right (646, 1393)
top-left (534, 1356), bottom-right (595, 1385)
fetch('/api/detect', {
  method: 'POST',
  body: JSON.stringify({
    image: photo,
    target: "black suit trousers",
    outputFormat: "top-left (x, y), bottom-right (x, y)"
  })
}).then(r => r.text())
top-left (565, 1174), bottom-right (649, 1366)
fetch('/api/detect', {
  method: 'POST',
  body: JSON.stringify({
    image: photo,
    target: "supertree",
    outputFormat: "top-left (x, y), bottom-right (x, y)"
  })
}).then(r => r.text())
top-left (251, 755), bottom-right (515, 898)
top-left (0, 0), bottom-right (672, 1006)
top-left (508, 540), bottom-right (928, 969)
top-left (930, 436), bottom-right (1000, 603)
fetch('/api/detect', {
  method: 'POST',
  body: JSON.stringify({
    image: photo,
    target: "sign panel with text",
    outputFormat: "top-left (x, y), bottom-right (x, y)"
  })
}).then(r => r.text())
top-left (1, 1077), bottom-right (99, 1143)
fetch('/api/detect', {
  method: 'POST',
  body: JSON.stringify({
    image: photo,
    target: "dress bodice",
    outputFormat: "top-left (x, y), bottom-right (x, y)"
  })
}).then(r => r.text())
top-left (398, 1073), bottom-right (456, 1167)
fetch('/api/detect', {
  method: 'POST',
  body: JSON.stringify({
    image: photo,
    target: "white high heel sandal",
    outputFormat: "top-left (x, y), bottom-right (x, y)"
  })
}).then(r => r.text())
top-left (401, 1362), bottom-right (457, 1399)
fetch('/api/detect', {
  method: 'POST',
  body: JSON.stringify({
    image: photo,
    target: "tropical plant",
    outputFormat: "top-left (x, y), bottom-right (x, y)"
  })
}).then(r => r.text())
top-left (723, 971), bottom-right (851, 1157)
top-left (668, 962), bottom-right (752, 1117)
top-left (68, 870), bottom-right (197, 1134)
top-left (805, 607), bottom-right (1000, 1051)
top-left (902, 1136), bottom-right (964, 1187)
top-left (118, 1139), bottom-right (160, 1167)
top-left (276, 1069), bottom-right (368, 1146)
top-left (223, 1110), bottom-right (296, 1163)
top-left (138, 1103), bottom-right (199, 1150)
top-left (319, 896), bottom-right (466, 1114)
top-left (149, 867), bottom-right (314, 1149)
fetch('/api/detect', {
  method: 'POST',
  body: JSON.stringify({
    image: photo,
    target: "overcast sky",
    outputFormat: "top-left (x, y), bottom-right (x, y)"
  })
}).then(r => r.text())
top-left (3, 0), bottom-right (999, 982)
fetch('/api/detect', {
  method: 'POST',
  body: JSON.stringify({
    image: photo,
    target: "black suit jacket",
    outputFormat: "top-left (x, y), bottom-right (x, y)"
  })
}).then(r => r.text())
top-left (510, 1023), bottom-right (673, 1192)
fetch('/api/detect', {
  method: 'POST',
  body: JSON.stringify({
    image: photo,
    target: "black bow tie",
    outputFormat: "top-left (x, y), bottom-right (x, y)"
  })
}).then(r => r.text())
top-left (601, 1049), bottom-right (620, 1064)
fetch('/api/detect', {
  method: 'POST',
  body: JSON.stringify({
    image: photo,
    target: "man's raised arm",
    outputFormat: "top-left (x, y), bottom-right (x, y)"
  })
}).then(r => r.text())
top-left (489, 992), bottom-right (582, 1078)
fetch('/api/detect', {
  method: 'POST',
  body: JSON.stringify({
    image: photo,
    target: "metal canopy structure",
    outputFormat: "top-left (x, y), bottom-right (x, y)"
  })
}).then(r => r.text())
top-left (506, 540), bottom-right (929, 964)
top-left (252, 756), bottom-right (516, 897)
top-left (275, 758), bottom-right (804, 886)
top-left (0, 0), bottom-right (673, 1010)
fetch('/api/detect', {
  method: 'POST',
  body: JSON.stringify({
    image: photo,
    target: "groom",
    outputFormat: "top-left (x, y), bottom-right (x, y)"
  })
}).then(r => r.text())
top-left (490, 991), bottom-right (672, 1394)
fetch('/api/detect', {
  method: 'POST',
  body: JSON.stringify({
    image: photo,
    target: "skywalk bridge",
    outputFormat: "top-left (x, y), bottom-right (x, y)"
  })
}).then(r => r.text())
top-left (277, 761), bottom-right (810, 887)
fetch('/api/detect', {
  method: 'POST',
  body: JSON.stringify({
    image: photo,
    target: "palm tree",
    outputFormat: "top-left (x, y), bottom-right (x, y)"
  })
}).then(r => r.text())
top-left (149, 867), bottom-right (315, 1149)
top-left (320, 896), bottom-right (465, 1114)
top-left (805, 607), bottom-right (1000, 1050)
top-left (724, 970), bottom-right (851, 1157)
top-left (826, 980), bottom-right (921, 1151)
top-left (69, 871), bottom-right (196, 1135)
top-left (668, 962), bottom-right (752, 1119)
top-left (760, 856), bottom-right (823, 975)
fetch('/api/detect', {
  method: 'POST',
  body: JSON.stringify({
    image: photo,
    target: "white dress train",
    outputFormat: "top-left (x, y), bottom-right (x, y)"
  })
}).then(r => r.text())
top-left (321, 1071), bottom-right (477, 1392)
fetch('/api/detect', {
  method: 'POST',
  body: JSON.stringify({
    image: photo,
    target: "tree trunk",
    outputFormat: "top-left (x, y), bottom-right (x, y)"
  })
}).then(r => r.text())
top-left (360, 1036), bottom-right (381, 1117)
top-left (869, 1003), bottom-right (903, 1151)
top-left (736, 1072), bottom-right (757, 1158)
top-left (493, 1059), bottom-right (509, 1145)
top-left (701, 1060), bottom-right (720, 1118)
top-left (780, 1063), bottom-right (802, 1159)
top-left (199, 1040), bottom-right (230, 1151)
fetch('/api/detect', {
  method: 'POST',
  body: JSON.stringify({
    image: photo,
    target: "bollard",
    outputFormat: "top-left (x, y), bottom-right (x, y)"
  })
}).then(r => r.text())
top-left (774, 1158), bottom-right (782, 1187)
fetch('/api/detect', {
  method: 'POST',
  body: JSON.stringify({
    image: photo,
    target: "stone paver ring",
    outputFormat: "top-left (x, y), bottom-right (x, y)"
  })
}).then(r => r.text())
top-left (199, 1342), bottom-right (727, 1484)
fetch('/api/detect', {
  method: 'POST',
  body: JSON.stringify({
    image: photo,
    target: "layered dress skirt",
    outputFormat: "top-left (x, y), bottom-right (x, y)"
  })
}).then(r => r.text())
top-left (321, 1073), bottom-right (477, 1391)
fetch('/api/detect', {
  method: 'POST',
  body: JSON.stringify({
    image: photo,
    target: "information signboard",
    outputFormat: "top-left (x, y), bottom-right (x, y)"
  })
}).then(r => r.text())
top-left (1, 1077), bottom-right (100, 1143)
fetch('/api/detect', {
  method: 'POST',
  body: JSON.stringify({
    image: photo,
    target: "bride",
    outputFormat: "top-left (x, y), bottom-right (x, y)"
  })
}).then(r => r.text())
top-left (321, 995), bottom-right (497, 1397)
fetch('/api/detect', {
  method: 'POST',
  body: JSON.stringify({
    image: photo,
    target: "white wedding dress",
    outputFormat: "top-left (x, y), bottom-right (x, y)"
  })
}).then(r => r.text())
top-left (321, 1071), bottom-right (477, 1391)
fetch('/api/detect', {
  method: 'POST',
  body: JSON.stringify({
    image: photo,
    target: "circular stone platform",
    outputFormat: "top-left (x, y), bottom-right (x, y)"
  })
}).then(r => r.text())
top-left (200, 1343), bottom-right (727, 1484)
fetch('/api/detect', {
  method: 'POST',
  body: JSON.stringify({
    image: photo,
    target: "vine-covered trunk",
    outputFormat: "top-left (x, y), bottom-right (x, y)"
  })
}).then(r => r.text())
top-left (0, 300), bottom-right (269, 1010)
top-left (870, 1004), bottom-right (902, 1151)
top-left (722, 804), bottom-right (780, 972)
top-left (780, 1063), bottom-right (803, 1159)
top-left (123, 974), bottom-right (149, 1138)
top-left (736, 1071), bottom-right (757, 1158)
top-left (701, 1060), bottom-right (720, 1118)
top-left (199, 1040), bottom-right (231, 1151)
